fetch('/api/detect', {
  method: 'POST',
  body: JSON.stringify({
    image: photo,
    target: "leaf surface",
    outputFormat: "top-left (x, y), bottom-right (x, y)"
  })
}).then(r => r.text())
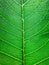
top-left (0, 0), bottom-right (49, 65)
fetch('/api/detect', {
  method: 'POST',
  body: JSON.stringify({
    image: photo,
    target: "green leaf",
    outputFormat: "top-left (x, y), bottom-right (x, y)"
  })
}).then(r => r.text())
top-left (0, 0), bottom-right (49, 65)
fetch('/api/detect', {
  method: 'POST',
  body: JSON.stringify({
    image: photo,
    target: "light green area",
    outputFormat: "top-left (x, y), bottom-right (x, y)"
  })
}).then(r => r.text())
top-left (0, 0), bottom-right (49, 65)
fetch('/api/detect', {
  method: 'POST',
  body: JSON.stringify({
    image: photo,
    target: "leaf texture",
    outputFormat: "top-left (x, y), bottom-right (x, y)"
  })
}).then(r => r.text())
top-left (0, 0), bottom-right (49, 65)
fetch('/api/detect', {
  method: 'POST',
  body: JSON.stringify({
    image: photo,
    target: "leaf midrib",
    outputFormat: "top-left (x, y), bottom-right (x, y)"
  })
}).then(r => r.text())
top-left (21, 0), bottom-right (25, 65)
